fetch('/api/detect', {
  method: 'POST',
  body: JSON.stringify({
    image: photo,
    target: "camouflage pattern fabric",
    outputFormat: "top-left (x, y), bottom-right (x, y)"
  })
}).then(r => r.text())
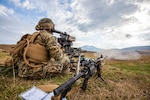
top-left (17, 30), bottom-right (70, 79)
top-left (35, 18), bottom-right (54, 31)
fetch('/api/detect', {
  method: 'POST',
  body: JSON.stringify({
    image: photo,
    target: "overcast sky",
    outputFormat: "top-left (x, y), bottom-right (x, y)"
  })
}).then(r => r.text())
top-left (0, 0), bottom-right (150, 49)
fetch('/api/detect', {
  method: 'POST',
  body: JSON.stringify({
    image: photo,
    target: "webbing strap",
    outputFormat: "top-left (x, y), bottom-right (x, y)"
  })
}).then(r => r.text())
top-left (23, 39), bottom-right (43, 68)
top-left (23, 31), bottom-right (50, 68)
top-left (30, 32), bottom-right (40, 43)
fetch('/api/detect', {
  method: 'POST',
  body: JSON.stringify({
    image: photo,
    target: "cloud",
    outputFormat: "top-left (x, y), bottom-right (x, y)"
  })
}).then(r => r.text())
top-left (0, 5), bottom-right (14, 16)
top-left (22, 0), bottom-right (34, 9)
top-left (0, 0), bottom-right (150, 49)
top-left (125, 34), bottom-right (132, 38)
top-left (71, 0), bottom-right (137, 32)
top-left (0, 14), bottom-right (34, 44)
top-left (0, 5), bottom-right (35, 44)
top-left (9, 0), bottom-right (21, 6)
top-left (140, 32), bottom-right (150, 43)
top-left (10, 0), bottom-right (35, 9)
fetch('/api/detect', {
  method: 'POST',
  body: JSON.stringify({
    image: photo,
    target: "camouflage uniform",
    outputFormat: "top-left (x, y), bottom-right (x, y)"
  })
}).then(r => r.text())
top-left (17, 18), bottom-right (70, 79)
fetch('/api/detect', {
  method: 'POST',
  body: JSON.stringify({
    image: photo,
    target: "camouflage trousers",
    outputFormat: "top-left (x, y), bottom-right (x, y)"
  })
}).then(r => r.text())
top-left (17, 55), bottom-right (70, 79)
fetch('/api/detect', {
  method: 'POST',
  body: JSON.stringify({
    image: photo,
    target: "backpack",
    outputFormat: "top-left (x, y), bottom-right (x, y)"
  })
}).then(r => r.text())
top-left (8, 32), bottom-right (49, 67)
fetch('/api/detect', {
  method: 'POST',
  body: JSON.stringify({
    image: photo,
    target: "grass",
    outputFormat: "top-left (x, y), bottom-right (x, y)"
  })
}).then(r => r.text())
top-left (0, 52), bottom-right (150, 100)
top-left (0, 52), bottom-right (10, 59)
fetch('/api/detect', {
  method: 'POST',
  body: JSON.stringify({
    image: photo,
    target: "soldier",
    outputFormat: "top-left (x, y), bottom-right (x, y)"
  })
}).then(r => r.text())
top-left (16, 18), bottom-right (70, 79)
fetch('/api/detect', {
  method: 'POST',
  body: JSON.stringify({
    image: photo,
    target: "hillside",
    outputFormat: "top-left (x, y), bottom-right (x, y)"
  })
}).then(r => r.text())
top-left (123, 45), bottom-right (150, 51)
top-left (0, 44), bottom-right (15, 52)
top-left (81, 45), bottom-right (101, 52)
top-left (81, 45), bottom-right (150, 52)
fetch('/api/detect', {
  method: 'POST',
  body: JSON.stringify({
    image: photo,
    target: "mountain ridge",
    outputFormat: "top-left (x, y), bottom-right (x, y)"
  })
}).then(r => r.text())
top-left (80, 45), bottom-right (150, 52)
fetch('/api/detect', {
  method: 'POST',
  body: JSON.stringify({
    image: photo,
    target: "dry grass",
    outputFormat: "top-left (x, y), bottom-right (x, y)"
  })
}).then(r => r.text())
top-left (0, 52), bottom-right (150, 100)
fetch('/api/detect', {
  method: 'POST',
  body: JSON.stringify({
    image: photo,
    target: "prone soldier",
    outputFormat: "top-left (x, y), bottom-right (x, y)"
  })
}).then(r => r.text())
top-left (10, 18), bottom-right (71, 79)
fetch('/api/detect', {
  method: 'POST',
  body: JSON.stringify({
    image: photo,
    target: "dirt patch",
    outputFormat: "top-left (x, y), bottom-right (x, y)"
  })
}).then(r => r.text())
top-left (0, 44), bottom-right (15, 52)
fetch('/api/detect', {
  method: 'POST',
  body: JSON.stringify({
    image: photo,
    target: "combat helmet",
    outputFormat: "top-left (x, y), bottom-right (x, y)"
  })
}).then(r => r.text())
top-left (35, 18), bottom-right (55, 31)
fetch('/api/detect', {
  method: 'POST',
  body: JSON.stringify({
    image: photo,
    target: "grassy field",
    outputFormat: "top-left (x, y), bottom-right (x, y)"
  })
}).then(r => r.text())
top-left (0, 52), bottom-right (150, 100)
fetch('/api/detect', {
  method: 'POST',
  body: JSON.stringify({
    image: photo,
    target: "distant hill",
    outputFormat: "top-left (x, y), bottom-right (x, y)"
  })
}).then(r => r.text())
top-left (80, 45), bottom-right (101, 52)
top-left (80, 45), bottom-right (150, 60)
top-left (80, 45), bottom-right (150, 52)
top-left (0, 44), bottom-right (15, 52)
top-left (122, 46), bottom-right (150, 51)
top-left (99, 46), bottom-right (150, 60)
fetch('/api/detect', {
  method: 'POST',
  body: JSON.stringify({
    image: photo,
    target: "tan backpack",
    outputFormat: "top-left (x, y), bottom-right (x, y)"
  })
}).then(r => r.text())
top-left (7, 32), bottom-right (49, 67)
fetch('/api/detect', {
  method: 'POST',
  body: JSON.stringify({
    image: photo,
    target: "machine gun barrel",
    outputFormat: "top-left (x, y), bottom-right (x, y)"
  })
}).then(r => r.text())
top-left (51, 29), bottom-right (76, 42)
top-left (51, 29), bottom-right (65, 35)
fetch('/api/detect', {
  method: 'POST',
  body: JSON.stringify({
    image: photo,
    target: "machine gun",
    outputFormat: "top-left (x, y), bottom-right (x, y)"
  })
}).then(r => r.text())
top-left (53, 55), bottom-right (106, 100)
top-left (51, 29), bottom-right (81, 72)
top-left (51, 29), bottom-right (80, 57)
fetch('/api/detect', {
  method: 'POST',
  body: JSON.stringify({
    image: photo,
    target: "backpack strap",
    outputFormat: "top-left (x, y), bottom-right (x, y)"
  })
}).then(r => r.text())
top-left (29, 32), bottom-right (41, 43)
top-left (23, 31), bottom-right (48, 68)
